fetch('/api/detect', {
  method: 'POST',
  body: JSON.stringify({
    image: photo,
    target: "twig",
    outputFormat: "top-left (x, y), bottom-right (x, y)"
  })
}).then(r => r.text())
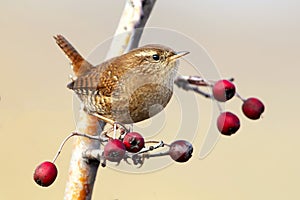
top-left (174, 75), bottom-right (212, 98)
top-left (143, 151), bottom-right (169, 158)
top-left (174, 75), bottom-right (235, 99)
top-left (52, 132), bottom-right (105, 163)
top-left (81, 145), bottom-right (170, 168)
top-left (135, 140), bottom-right (165, 154)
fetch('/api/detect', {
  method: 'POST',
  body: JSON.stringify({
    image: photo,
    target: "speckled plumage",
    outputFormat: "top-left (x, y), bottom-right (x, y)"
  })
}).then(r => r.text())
top-left (54, 35), bottom-right (188, 124)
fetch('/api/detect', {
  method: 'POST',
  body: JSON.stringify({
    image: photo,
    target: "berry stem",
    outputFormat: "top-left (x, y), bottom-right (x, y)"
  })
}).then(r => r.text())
top-left (143, 151), bottom-right (170, 158)
top-left (52, 132), bottom-right (103, 163)
top-left (216, 101), bottom-right (224, 113)
top-left (135, 140), bottom-right (165, 155)
top-left (235, 92), bottom-right (246, 102)
top-left (145, 140), bottom-right (170, 147)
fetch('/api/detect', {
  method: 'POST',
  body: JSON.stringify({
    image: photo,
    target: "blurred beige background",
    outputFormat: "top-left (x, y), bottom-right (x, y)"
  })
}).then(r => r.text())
top-left (1, 0), bottom-right (299, 199)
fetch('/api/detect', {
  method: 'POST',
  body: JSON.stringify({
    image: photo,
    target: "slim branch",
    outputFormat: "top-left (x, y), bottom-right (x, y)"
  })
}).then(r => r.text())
top-left (106, 0), bottom-right (156, 58)
top-left (174, 75), bottom-right (212, 98)
top-left (174, 75), bottom-right (235, 99)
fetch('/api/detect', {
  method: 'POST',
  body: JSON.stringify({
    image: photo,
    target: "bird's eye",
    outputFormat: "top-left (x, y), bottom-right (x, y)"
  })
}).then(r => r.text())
top-left (152, 54), bottom-right (160, 61)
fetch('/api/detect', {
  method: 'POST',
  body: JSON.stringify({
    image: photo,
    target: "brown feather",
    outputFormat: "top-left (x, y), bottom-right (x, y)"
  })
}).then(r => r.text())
top-left (53, 35), bottom-right (93, 76)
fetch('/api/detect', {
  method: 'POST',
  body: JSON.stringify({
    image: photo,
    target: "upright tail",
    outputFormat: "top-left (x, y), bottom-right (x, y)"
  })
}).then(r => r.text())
top-left (53, 35), bottom-right (93, 76)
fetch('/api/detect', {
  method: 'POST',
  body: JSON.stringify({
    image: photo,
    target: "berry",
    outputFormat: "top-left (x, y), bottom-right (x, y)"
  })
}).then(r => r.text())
top-left (169, 140), bottom-right (193, 163)
top-left (242, 97), bottom-right (265, 120)
top-left (123, 132), bottom-right (145, 153)
top-left (104, 139), bottom-right (126, 162)
top-left (213, 80), bottom-right (236, 102)
top-left (217, 112), bottom-right (240, 136)
top-left (33, 161), bottom-right (58, 187)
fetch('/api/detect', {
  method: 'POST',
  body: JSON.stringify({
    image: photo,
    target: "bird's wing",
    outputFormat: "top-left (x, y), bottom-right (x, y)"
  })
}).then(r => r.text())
top-left (67, 59), bottom-right (120, 97)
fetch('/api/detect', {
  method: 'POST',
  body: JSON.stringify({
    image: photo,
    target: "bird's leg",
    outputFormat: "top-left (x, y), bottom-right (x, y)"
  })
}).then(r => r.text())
top-left (114, 122), bottom-right (130, 134)
top-left (113, 123), bottom-right (117, 139)
top-left (88, 112), bottom-right (131, 139)
top-left (88, 112), bottom-right (118, 139)
top-left (113, 122), bottom-right (132, 139)
top-left (88, 112), bottom-right (115, 125)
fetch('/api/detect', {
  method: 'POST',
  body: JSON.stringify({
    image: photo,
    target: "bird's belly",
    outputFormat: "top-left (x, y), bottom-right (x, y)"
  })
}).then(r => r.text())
top-left (111, 83), bottom-right (173, 124)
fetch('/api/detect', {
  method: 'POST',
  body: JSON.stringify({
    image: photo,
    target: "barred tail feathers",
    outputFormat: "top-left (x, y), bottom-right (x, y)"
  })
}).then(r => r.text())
top-left (53, 35), bottom-right (92, 76)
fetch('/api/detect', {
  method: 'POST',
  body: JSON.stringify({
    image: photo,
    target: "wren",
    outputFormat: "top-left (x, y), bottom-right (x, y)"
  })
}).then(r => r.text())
top-left (54, 35), bottom-right (189, 124)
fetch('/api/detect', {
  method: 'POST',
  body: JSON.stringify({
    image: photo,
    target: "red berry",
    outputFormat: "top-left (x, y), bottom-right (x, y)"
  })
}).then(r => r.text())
top-left (169, 140), bottom-right (193, 163)
top-left (217, 112), bottom-right (240, 136)
top-left (213, 80), bottom-right (236, 102)
top-left (33, 161), bottom-right (58, 187)
top-left (104, 139), bottom-right (126, 162)
top-left (242, 97), bottom-right (265, 120)
top-left (123, 132), bottom-right (145, 153)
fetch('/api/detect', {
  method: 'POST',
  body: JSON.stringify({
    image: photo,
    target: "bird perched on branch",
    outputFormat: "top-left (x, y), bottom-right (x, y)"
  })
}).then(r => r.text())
top-left (54, 35), bottom-right (189, 124)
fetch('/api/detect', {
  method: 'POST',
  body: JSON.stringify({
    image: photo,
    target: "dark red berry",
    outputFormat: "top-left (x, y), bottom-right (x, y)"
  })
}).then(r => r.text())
top-left (213, 80), bottom-right (236, 102)
top-left (123, 132), bottom-right (145, 153)
top-left (104, 139), bottom-right (126, 162)
top-left (169, 140), bottom-right (193, 163)
top-left (217, 112), bottom-right (240, 136)
top-left (242, 97), bottom-right (265, 120)
top-left (33, 161), bottom-right (58, 187)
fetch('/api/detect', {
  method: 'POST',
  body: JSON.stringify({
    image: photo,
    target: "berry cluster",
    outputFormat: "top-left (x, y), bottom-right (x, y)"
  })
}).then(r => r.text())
top-left (212, 80), bottom-right (265, 136)
top-left (33, 130), bottom-right (193, 187)
top-left (103, 132), bottom-right (145, 163)
top-left (175, 76), bottom-right (265, 136)
top-left (103, 134), bottom-right (193, 164)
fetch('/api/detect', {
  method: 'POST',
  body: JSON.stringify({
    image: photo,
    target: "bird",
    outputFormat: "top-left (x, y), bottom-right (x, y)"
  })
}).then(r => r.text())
top-left (54, 35), bottom-right (189, 125)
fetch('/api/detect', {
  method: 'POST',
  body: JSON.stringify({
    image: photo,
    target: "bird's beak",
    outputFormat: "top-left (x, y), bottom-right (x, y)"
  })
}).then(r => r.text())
top-left (168, 51), bottom-right (190, 61)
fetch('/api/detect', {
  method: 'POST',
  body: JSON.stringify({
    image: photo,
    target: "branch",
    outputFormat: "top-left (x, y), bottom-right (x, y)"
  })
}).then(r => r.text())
top-left (106, 0), bottom-right (156, 58)
top-left (82, 140), bottom-right (168, 168)
top-left (174, 75), bottom-right (235, 99)
top-left (64, 1), bottom-right (157, 199)
top-left (174, 75), bottom-right (212, 98)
